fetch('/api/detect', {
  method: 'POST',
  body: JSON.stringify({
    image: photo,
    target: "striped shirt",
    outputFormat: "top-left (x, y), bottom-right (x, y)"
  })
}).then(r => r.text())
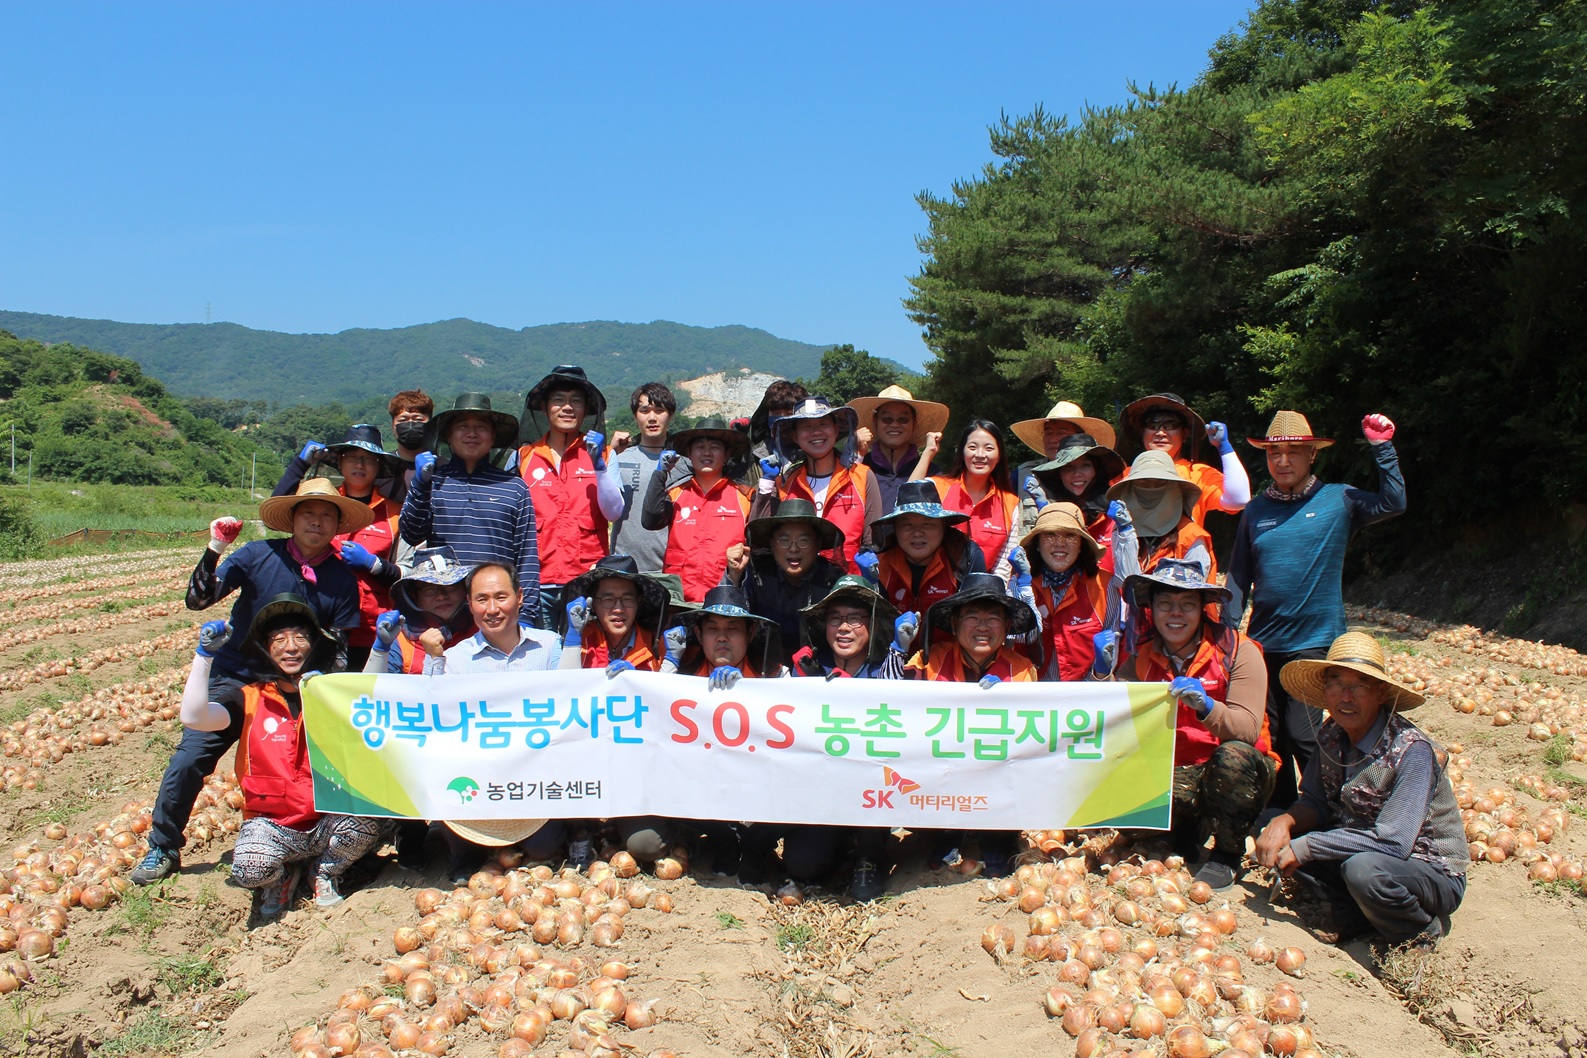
top-left (400, 458), bottom-right (541, 625)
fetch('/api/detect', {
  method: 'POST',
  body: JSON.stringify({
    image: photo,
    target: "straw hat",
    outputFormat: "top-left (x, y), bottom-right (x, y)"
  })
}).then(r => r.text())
top-left (1012, 401), bottom-right (1116, 454)
top-left (847, 385), bottom-right (950, 449)
top-left (1247, 410), bottom-right (1335, 450)
top-left (444, 819), bottom-right (549, 847)
top-left (258, 478), bottom-right (375, 535)
top-left (1019, 502), bottom-right (1101, 557)
top-left (1105, 451), bottom-right (1200, 520)
top-left (1280, 630), bottom-right (1425, 712)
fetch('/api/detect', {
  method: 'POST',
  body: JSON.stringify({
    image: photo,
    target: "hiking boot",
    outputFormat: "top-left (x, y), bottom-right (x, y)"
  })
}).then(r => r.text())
top-left (1193, 857), bottom-right (1241, 892)
top-left (257, 864), bottom-right (301, 922)
top-left (567, 838), bottom-right (595, 872)
top-left (131, 846), bottom-right (180, 886)
top-left (312, 870), bottom-right (344, 909)
top-left (849, 858), bottom-right (884, 902)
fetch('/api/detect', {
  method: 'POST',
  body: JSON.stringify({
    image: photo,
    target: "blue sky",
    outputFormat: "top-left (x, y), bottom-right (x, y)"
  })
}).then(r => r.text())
top-left (1, 2), bottom-right (1254, 370)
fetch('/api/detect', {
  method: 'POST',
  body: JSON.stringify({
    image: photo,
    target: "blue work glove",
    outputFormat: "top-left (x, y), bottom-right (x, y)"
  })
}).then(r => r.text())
top-left (853, 549), bottom-right (880, 585)
top-left (1008, 547), bottom-right (1032, 591)
top-left (709, 665), bottom-right (742, 691)
top-left (758, 454), bottom-right (783, 481)
top-left (1205, 422), bottom-right (1233, 456)
top-left (297, 441), bottom-right (325, 464)
top-left (658, 449), bottom-right (681, 476)
top-left (891, 612), bottom-right (919, 655)
top-left (196, 620), bottom-right (232, 658)
top-left (374, 610), bottom-right (404, 650)
top-left (1170, 676), bottom-right (1213, 718)
top-left (606, 659), bottom-right (636, 679)
top-left (414, 451), bottom-right (436, 484)
top-left (1023, 475), bottom-right (1050, 511)
top-left (978, 673), bottom-right (1002, 690)
top-left (1106, 499), bottom-right (1133, 530)
top-left (339, 540), bottom-right (383, 574)
top-left (1092, 630), bottom-right (1119, 677)
top-left (565, 596), bottom-right (591, 634)
top-left (662, 625), bottom-right (688, 667)
top-left (585, 431), bottom-right (607, 471)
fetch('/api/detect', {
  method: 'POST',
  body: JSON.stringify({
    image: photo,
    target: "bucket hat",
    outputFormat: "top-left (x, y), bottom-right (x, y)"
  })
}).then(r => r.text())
top-left (1105, 451), bottom-right (1200, 523)
top-left (924, 572), bottom-right (1035, 637)
top-left (523, 364), bottom-right (606, 429)
top-left (1280, 630), bottom-right (1425, 712)
top-left (678, 584), bottom-right (782, 671)
top-left (1123, 556), bottom-right (1231, 609)
top-left (245, 593), bottom-right (340, 670)
top-left (1019, 502), bottom-right (1102, 559)
top-left (670, 416), bottom-right (752, 459)
top-left (390, 546), bottom-right (475, 617)
top-left (423, 393), bottom-right (520, 452)
top-left (847, 385), bottom-right (950, 450)
top-left (1119, 392), bottom-right (1206, 459)
top-left (1247, 410), bottom-right (1335, 450)
top-left (798, 575), bottom-right (898, 664)
top-left (871, 480), bottom-right (971, 552)
top-left (773, 397), bottom-right (859, 460)
top-left (647, 572), bottom-right (699, 614)
top-left (1032, 433), bottom-right (1126, 492)
top-left (1012, 401), bottom-right (1116, 454)
top-left (561, 554), bottom-right (671, 625)
top-left (746, 498), bottom-right (843, 552)
top-left (323, 424), bottom-right (405, 475)
top-left (258, 478), bottom-right (375, 535)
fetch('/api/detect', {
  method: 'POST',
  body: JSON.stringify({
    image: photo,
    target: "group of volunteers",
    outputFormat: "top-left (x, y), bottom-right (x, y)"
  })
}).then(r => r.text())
top-left (131, 363), bottom-right (1461, 951)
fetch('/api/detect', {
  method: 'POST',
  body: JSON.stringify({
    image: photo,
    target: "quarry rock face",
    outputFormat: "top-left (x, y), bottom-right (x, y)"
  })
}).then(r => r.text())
top-left (677, 368), bottom-right (784, 419)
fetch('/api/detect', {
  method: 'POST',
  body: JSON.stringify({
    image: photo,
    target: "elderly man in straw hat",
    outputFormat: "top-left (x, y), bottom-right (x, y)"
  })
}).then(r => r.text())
top-left (848, 385), bottom-right (950, 513)
top-left (1228, 410), bottom-right (1405, 807)
top-left (1254, 631), bottom-right (1464, 947)
top-left (1011, 400), bottom-right (1116, 538)
top-left (133, 479), bottom-right (370, 886)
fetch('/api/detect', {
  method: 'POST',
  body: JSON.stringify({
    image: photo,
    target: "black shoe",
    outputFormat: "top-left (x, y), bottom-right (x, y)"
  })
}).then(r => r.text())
top-left (1193, 858), bottom-right (1240, 891)
top-left (849, 859), bottom-right (884, 902)
top-left (981, 849), bottom-right (1011, 879)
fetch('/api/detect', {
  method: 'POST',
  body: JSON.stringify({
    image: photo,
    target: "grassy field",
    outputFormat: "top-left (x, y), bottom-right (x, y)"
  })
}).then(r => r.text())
top-left (1, 482), bottom-right (269, 550)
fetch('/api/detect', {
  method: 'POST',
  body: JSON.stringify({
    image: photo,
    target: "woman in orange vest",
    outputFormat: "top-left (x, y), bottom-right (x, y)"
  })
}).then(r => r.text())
top-left (904, 573), bottom-right (1037, 878)
top-left (641, 417), bottom-right (754, 602)
top-left (1029, 433), bottom-right (1127, 575)
top-left (868, 480), bottom-right (988, 617)
top-left (914, 420), bottom-right (1022, 581)
top-left (755, 397), bottom-right (881, 574)
top-left (364, 546), bottom-right (476, 677)
top-left (1095, 558), bottom-right (1276, 891)
top-left (1017, 502), bottom-right (1137, 681)
top-left (1106, 451), bottom-right (1216, 578)
top-left (180, 595), bottom-right (387, 921)
top-left (558, 554), bottom-right (672, 676)
top-left (1116, 392), bottom-right (1250, 527)
top-left (518, 365), bottom-right (625, 626)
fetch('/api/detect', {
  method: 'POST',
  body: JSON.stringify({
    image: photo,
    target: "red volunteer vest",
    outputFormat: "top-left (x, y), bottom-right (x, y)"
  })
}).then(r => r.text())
top-left (779, 462), bottom-right (873, 573)
top-left (907, 642), bottom-right (1038, 683)
top-left (579, 625), bottom-right (661, 672)
top-left (1032, 572), bottom-right (1108, 682)
top-left (664, 476), bottom-right (751, 602)
top-left (235, 683), bottom-right (318, 830)
top-left (931, 476), bottom-right (1019, 570)
top-left (1131, 631), bottom-right (1278, 767)
top-left (1140, 520), bottom-right (1218, 579)
top-left (876, 548), bottom-right (961, 617)
top-left (333, 491), bottom-right (400, 648)
top-left (519, 435), bottom-right (612, 585)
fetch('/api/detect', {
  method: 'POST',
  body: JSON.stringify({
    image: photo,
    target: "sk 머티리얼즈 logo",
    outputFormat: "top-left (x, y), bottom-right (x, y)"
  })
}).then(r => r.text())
top-left (861, 766), bottom-right (919, 809)
top-left (447, 777), bottom-right (481, 804)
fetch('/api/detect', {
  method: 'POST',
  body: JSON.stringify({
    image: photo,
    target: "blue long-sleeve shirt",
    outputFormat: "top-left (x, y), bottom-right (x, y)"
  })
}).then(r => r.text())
top-left (1290, 711), bottom-right (1435, 864)
top-left (400, 458), bottom-right (540, 625)
top-left (1226, 441), bottom-right (1405, 653)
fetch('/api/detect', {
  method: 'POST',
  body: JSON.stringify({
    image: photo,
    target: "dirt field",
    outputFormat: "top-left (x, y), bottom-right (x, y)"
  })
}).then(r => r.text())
top-left (0, 549), bottom-right (1584, 1058)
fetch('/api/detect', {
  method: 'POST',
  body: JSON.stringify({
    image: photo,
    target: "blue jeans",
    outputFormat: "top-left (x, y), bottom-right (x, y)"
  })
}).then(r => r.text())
top-left (149, 674), bottom-right (245, 852)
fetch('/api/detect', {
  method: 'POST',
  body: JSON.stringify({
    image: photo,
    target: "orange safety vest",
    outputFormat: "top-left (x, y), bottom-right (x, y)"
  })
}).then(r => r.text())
top-left (1139, 519), bottom-right (1218, 579)
top-left (1129, 631), bottom-right (1279, 767)
top-left (1117, 457), bottom-right (1226, 528)
top-left (779, 462), bottom-right (874, 573)
top-left (333, 491), bottom-right (400, 648)
top-left (876, 547), bottom-right (963, 617)
top-left (519, 435), bottom-right (612, 585)
top-left (578, 624), bottom-right (661, 672)
top-left (931, 476), bottom-right (1020, 570)
top-left (906, 641), bottom-right (1038, 683)
top-left (663, 476), bottom-right (752, 602)
top-left (235, 683), bottom-right (317, 829)
top-left (1031, 571), bottom-right (1108, 682)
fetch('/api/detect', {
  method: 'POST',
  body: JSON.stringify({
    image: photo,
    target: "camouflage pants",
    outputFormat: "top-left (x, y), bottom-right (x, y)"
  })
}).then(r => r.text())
top-left (1173, 741), bottom-right (1276, 858)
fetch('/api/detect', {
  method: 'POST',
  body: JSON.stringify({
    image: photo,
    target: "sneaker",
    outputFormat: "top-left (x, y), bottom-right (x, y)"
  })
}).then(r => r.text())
top-left (131, 846), bottom-right (180, 886)
top-left (257, 864), bottom-right (301, 922)
top-left (1193, 858), bottom-right (1240, 891)
top-left (567, 838), bottom-right (595, 872)
top-left (849, 859), bottom-right (884, 902)
top-left (313, 871), bottom-right (344, 908)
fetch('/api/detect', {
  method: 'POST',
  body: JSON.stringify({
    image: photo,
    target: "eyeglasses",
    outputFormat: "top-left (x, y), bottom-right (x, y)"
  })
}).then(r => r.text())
top-left (1143, 416), bottom-right (1185, 432)
top-left (266, 630), bottom-right (312, 647)
top-left (773, 533), bottom-right (816, 549)
top-left (593, 593), bottom-right (639, 608)
top-left (1323, 679), bottom-right (1376, 698)
top-left (825, 611), bottom-right (869, 628)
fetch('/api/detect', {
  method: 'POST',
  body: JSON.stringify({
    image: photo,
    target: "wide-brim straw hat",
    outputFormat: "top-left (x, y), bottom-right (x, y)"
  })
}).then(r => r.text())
top-left (1019, 502), bottom-right (1101, 558)
top-left (1281, 630), bottom-right (1425, 712)
top-left (746, 498), bottom-right (844, 552)
top-left (562, 555), bottom-right (671, 625)
top-left (1247, 410), bottom-right (1335, 450)
top-left (258, 478), bottom-right (376, 535)
top-left (1105, 451), bottom-right (1200, 520)
top-left (924, 572), bottom-right (1035, 637)
top-left (847, 385), bottom-right (950, 450)
top-left (445, 819), bottom-right (549, 847)
top-left (798, 575), bottom-right (899, 664)
top-left (1012, 401), bottom-right (1116, 454)
top-left (1119, 393), bottom-right (1206, 459)
top-left (423, 393), bottom-right (521, 452)
top-left (1032, 433), bottom-right (1126, 487)
top-left (670, 416), bottom-right (752, 459)
top-left (1123, 556), bottom-right (1231, 609)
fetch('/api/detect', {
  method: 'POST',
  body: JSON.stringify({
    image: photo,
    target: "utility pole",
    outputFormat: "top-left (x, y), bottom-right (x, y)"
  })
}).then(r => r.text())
top-left (9, 424), bottom-right (13, 476)
top-left (250, 453), bottom-right (256, 497)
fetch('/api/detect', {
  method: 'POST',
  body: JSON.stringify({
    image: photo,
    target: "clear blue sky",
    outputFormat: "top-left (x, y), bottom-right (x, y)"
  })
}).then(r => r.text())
top-left (1, 2), bottom-right (1254, 370)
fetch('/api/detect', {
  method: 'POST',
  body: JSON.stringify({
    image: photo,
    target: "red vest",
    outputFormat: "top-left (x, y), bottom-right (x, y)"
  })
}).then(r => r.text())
top-left (907, 642), bottom-right (1038, 682)
top-left (579, 625), bottom-right (661, 672)
top-left (235, 683), bottom-right (317, 829)
top-left (1130, 631), bottom-right (1277, 766)
top-left (1140, 519), bottom-right (1218, 579)
top-left (664, 476), bottom-right (751, 602)
top-left (333, 491), bottom-right (400, 648)
top-left (931, 476), bottom-right (1019, 570)
top-left (518, 435), bottom-right (611, 585)
top-left (877, 547), bottom-right (961, 617)
top-left (779, 462), bottom-right (873, 573)
top-left (1032, 572), bottom-right (1107, 681)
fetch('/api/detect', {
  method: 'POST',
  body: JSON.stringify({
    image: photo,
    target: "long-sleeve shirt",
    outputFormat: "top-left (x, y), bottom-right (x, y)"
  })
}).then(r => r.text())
top-left (1290, 712), bottom-right (1435, 863)
top-left (400, 458), bottom-right (541, 625)
top-left (1226, 441), bottom-right (1405, 653)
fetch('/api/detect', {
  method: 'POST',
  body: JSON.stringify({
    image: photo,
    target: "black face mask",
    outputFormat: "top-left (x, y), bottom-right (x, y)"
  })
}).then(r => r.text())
top-left (395, 421), bottom-right (429, 450)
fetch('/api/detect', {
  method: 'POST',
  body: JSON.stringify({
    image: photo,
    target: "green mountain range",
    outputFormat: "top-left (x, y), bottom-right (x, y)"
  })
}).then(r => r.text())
top-left (0, 311), bottom-right (834, 408)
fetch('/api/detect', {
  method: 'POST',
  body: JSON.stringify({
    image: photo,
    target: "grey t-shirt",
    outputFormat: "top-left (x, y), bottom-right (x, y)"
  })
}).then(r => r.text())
top-left (610, 444), bottom-right (669, 571)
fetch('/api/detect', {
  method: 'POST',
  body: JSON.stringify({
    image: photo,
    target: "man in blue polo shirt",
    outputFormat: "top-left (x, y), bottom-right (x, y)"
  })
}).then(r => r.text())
top-left (133, 478), bottom-right (365, 884)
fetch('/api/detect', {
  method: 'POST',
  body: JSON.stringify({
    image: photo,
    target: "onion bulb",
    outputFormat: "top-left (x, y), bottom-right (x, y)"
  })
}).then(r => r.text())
top-left (1246, 937), bottom-right (1274, 964)
top-left (1275, 946), bottom-right (1307, 976)
top-left (1166, 1024), bottom-right (1210, 1058)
